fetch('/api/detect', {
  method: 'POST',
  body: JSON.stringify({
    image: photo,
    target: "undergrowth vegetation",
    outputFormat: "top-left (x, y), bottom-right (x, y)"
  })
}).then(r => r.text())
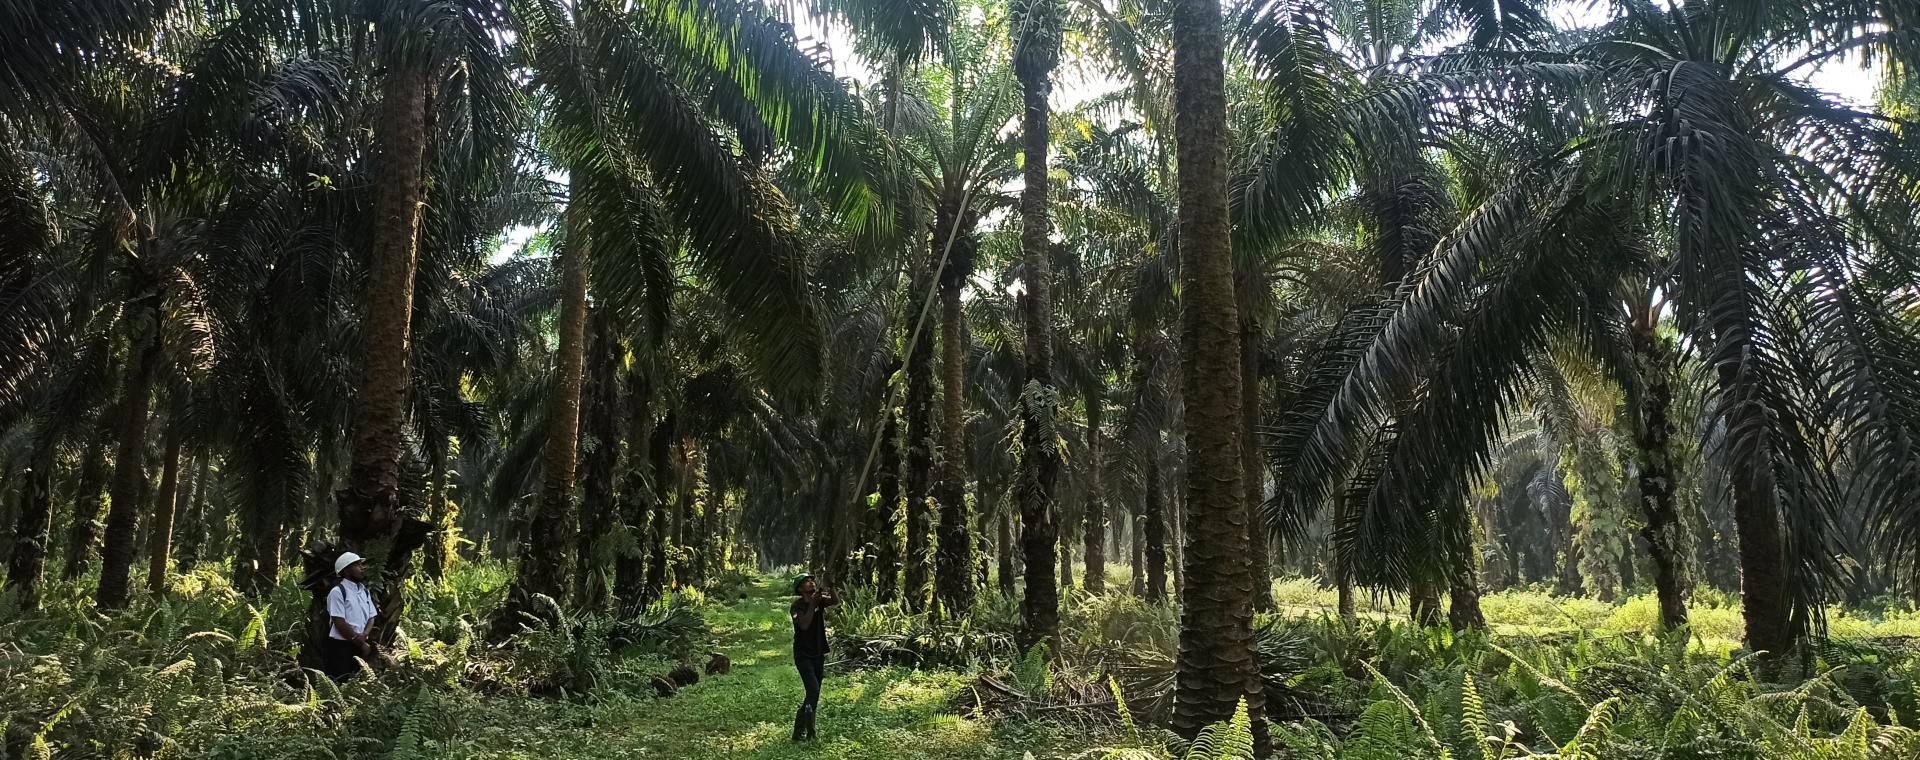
top-left (832, 572), bottom-right (1920, 759)
top-left (9, 566), bottom-right (1920, 758)
top-left (0, 562), bottom-right (709, 758)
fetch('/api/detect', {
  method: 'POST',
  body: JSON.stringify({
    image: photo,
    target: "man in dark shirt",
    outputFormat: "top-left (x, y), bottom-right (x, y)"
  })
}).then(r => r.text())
top-left (789, 573), bottom-right (837, 741)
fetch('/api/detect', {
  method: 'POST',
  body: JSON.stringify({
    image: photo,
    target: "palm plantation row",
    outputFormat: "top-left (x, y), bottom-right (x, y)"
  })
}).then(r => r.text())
top-left (5, 0), bottom-right (1920, 751)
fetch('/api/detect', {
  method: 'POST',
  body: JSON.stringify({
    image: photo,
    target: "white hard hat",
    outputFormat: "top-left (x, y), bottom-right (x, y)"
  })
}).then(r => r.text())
top-left (334, 552), bottom-right (365, 574)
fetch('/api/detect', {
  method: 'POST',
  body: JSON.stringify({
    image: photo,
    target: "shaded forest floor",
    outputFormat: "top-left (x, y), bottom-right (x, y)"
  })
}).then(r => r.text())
top-left (459, 578), bottom-right (1099, 759)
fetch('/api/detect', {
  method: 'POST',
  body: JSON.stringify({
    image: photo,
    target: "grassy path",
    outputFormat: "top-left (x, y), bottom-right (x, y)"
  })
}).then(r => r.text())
top-left (462, 578), bottom-right (1085, 759)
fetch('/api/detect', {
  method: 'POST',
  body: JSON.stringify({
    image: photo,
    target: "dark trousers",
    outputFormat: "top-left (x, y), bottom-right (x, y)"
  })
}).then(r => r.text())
top-left (320, 637), bottom-right (370, 681)
top-left (795, 654), bottom-right (824, 710)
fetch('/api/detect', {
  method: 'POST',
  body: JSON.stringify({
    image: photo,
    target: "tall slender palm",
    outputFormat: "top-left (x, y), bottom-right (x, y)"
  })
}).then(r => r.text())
top-left (1168, 0), bottom-right (1264, 746)
top-left (934, 206), bottom-right (978, 617)
top-left (904, 268), bottom-right (937, 611)
top-left (1011, 0), bottom-right (1065, 654)
top-left (328, 0), bottom-right (515, 637)
top-left (337, 3), bottom-right (442, 555)
top-left (921, 27), bottom-right (1020, 617)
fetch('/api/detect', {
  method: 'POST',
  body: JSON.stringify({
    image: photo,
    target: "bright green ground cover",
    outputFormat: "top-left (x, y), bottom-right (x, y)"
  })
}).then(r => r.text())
top-left (452, 579), bottom-right (1097, 759)
top-left (9, 565), bottom-right (1920, 758)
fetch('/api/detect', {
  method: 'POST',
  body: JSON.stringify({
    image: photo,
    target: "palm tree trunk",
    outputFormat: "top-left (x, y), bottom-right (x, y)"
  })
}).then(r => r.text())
top-left (176, 455), bottom-right (209, 573)
top-left (234, 436), bottom-right (291, 599)
top-left (905, 268), bottom-right (937, 613)
top-left (997, 503), bottom-right (1017, 598)
top-left (1131, 506), bottom-right (1146, 598)
top-left (698, 460), bottom-right (714, 579)
top-left (1083, 387), bottom-right (1106, 593)
top-left (4, 445), bottom-right (54, 608)
top-left (614, 363), bottom-right (653, 612)
top-left (1014, 72), bottom-right (1062, 657)
top-left (1144, 455), bottom-right (1168, 603)
top-left (935, 269), bottom-right (974, 618)
top-left (1169, 0), bottom-right (1264, 745)
top-left (575, 311), bottom-right (622, 609)
top-left (873, 406), bottom-right (903, 601)
top-left (1169, 467), bottom-right (1184, 598)
top-left (62, 437), bottom-right (109, 581)
top-left (308, 434), bottom-right (338, 546)
top-left (1410, 581), bottom-right (1443, 627)
top-left (145, 421), bottom-right (184, 595)
top-left (422, 432), bottom-right (453, 580)
top-left (819, 429), bottom-right (856, 587)
top-left (1630, 318), bottom-right (1690, 631)
top-left (974, 482), bottom-right (992, 589)
top-left (689, 448), bottom-right (709, 586)
top-left (1722, 377), bottom-right (1794, 663)
top-left (646, 413), bottom-right (674, 598)
top-left (1059, 525), bottom-right (1074, 592)
top-left (1241, 317), bottom-right (1271, 611)
top-left (338, 57), bottom-right (432, 555)
top-left (1448, 552), bottom-right (1487, 631)
top-left (672, 443), bottom-right (694, 580)
top-left (1335, 571), bottom-right (1356, 620)
top-left (497, 209), bottom-right (590, 631)
top-left (96, 295), bottom-right (163, 611)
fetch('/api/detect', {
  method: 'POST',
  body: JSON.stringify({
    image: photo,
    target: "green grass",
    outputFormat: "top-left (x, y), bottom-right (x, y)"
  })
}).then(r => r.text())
top-left (15, 562), bottom-right (1919, 758)
top-left (1266, 576), bottom-right (1920, 645)
top-left (443, 577), bottom-right (1095, 759)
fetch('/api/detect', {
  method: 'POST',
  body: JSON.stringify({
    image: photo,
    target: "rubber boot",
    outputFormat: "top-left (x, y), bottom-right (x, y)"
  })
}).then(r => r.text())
top-left (803, 706), bottom-right (817, 740)
top-left (792, 707), bottom-right (808, 742)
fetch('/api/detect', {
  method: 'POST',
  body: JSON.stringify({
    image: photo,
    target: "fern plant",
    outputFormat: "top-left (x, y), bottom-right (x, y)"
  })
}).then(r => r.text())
top-left (1181, 699), bottom-right (1255, 760)
top-left (1013, 644), bottom-right (1053, 695)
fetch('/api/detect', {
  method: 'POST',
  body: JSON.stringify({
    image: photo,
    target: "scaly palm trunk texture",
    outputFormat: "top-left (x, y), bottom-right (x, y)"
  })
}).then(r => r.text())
top-left (61, 437), bottom-right (109, 581)
top-left (646, 414), bottom-right (675, 597)
top-left (422, 433), bottom-right (452, 580)
top-left (145, 422), bottom-right (184, 594)
top-left (576, 312), bottom-right (623, 609)
top-left (874, 407), bottom-right (904, 602)
top-left (613, 364), bottom-right (654, 612)
top-left (1241, 317), bottom-right (1271, 611)
top-left (1015, 69), bottom-right (1061, 658)
top-left (96, 293), bottom-right (162, 611)
top-left (1448, 556), bottom-right (1487, 631)
top-left (935, 268), bottom-right (975, 618)
top-left (1631, 317), bottom-right (1690, 631)
top-left (1144, 456), bottom-right (1167, 603)
top-left (1722, 362), bottom-right (1795, 665)
top-left (235, 482), bottom-right (287, 599)
top-left (1083, 387), bottom-right (1106, 593)
top-left (1169, 0), bottom-right (1264, 746)
top-left (339, 59), bottom-right (431, 553)
top-left (175, 455), bottom-right (210, 573)
top-left (1131, 507), bottom-right (1146, 598)
top-left (4, 446), bottom-right (54, 608)
top-left (504, 214), bottom-right (591, 621)
top-left (998, 507), bottom-right (1017, 598)
top-left (905, 267), bottom-right (937, 613)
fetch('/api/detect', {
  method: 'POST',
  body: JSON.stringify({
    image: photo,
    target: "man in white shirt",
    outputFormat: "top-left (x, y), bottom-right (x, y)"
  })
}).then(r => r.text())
top-left (322, 552), bottom-right (379, 680)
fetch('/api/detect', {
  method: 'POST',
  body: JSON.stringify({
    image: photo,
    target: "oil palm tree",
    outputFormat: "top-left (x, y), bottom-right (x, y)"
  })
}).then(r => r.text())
top-left (1167, 0), bottom-right (1264, 745)
top-left (496, 0), bottom-right (896, 622)
top-left (1266, 0), bottom-right (1920, 667)
top-left (338, 0), bottom-right (517, 596)
top-left (921, 21), bottom-right (1020, 618)
top-left (1011, 0), bottom-right (1065, 654)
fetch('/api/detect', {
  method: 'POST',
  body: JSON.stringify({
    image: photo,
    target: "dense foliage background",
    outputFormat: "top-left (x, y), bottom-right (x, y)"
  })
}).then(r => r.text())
top-left (4, 0), bottom-right (1920, 757)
